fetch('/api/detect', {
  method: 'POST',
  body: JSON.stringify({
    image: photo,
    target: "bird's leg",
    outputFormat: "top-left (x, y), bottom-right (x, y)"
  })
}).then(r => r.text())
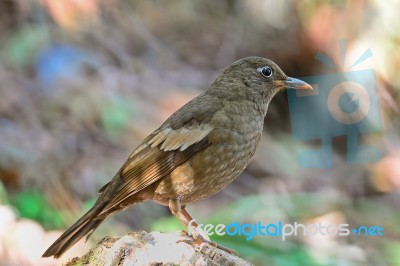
top-left (168, 198), bottom-right (209, 240)
top-left (180, 206), bottom-right (210, 241)
top-left (168, 198), bottom-right (237, 255)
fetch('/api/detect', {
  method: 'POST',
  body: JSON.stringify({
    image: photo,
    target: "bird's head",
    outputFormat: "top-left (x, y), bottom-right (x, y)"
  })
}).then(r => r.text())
top-left (209, 56), bottom-right (312, 113)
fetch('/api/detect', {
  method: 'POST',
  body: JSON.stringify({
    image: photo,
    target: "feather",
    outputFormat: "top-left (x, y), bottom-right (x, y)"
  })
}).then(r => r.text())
top-left (97, 126), bottom-right (212, 216)
top-left (153, 125), bottom-right (212, 151)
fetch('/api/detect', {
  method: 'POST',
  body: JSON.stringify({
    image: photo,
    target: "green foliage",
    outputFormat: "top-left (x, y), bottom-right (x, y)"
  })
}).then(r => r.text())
top-left (83, 197), bottom-right (97, 212)
top-left (10, 189), bottom-right (63, 230)
top-left (1, 26), bottom-right (49, 67)
top-left (385, 241), bottom-right (400, 266)
top-left (203, 194), bottom-right (331, 265)
top-left (100, 96), bottom-right (137, 138)
top-left (150, 216), bottom-right (183, 232)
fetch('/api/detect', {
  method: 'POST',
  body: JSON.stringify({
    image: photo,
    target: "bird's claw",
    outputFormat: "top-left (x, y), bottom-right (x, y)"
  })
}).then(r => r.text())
top-left (177, 229), bottom-right (189, 237)
top-left (206, 241), bottom-right (238, 255)
top-left (177, 235), bottom-right (237, 256)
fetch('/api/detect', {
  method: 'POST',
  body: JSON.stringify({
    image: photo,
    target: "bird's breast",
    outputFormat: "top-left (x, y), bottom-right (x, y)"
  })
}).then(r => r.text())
top-left (186, 120), bottom-right (262, 202)
top-left (153, 105), bottom-right (264, 205)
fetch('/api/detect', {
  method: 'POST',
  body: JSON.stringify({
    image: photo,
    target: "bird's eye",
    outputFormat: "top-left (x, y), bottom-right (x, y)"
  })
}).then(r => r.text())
top-left (257, 66), bottom-right (273, 77)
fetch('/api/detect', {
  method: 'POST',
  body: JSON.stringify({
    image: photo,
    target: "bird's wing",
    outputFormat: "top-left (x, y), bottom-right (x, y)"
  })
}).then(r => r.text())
top-left (95, 94), bottom-right (221, 216)
top-left (97, 123), bottom-right (213, 216)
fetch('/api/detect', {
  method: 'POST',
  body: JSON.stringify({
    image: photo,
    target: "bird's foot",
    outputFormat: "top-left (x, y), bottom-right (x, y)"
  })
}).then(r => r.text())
top-left (177, 229), bottom-right (189, 237)
top-left (177, 234), bottom-right (237, 255)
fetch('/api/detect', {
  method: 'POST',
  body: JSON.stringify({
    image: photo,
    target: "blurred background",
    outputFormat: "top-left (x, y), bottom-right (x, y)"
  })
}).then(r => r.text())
top-left (0, 0), bottom-right (399, 265)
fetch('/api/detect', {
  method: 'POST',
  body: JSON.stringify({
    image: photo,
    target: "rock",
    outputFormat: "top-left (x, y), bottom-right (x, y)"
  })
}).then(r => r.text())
top-left (65, 231), bottom-right (253, 266)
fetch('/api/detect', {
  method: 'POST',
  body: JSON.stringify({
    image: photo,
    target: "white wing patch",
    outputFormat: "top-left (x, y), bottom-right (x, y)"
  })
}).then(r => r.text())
top-left (148, 125), bottom-right (212, 151)
top-left (127, 142), bottom-right (149, 159)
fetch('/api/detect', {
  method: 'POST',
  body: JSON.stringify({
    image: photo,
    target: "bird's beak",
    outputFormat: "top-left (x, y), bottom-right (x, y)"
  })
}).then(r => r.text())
top-left (284, 77), bottom-right (313, 90)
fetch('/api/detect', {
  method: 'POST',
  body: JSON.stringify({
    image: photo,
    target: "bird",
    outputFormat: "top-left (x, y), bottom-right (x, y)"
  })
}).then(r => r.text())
top-left (42, 56), bottom-right (312, 258)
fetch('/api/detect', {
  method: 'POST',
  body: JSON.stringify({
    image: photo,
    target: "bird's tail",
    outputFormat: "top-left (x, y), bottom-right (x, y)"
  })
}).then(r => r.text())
top-left (42, 205), bottom-right (106, 258)
top-left (42, 176), bottom-right (122, 258)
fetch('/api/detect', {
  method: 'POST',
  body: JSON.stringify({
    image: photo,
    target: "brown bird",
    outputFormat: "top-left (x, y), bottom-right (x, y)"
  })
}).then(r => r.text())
top-left (43, 56), bottom-right (312, 258)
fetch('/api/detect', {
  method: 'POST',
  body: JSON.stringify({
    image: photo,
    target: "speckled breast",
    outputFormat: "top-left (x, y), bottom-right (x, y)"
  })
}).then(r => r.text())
top-left (153, 104), bottom-right (264, 205)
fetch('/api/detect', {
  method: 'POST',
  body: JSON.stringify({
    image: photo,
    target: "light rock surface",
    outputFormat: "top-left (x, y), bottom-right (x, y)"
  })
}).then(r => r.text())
top-left (65, 231), bottom-right (253, 266)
